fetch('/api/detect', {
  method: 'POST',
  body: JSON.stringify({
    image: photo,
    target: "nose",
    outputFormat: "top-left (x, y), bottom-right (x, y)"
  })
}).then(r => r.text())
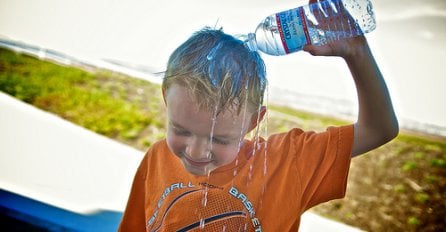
top-left (185, 137), bottom-right (211, 160)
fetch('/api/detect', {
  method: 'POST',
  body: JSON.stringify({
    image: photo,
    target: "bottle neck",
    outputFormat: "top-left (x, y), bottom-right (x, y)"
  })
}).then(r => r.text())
top-left (244, 33), bottom-right (258, 52)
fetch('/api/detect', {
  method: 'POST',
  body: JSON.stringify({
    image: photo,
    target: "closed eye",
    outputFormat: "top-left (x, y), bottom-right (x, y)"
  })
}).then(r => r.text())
top-left (173, 129), bottom-right (191, 136)
top-left (211, 137), bottom-right (229, 145)
top-left (171, 124), bottom-right (191, 136)
top-left (170, 121), bottom-right (230, 145)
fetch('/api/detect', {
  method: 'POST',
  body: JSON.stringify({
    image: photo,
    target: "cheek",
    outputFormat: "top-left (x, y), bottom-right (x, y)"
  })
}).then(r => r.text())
top-left (213, 145), bottom-right (240, 164)
top-left (166, 132), bottom-right (184, 155)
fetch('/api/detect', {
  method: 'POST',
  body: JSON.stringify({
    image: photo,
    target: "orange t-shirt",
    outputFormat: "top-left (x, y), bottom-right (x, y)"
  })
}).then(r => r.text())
top-left (119, 125), bottom-right (354, 231)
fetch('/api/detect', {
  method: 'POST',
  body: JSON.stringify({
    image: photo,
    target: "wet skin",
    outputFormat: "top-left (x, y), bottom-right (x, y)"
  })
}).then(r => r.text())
top-left (164, 84), bottom-right (257, 176)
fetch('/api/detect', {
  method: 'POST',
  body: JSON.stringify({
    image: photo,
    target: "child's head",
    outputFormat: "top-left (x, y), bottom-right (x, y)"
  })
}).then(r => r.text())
top-left (162, 28), bottom-right (267, 175)
top-left (162, 27), bottom-right (266, 114)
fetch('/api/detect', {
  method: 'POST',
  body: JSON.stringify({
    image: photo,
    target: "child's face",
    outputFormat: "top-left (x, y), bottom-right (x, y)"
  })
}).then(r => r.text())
top-left (164, 84), bottom-right (255, 176)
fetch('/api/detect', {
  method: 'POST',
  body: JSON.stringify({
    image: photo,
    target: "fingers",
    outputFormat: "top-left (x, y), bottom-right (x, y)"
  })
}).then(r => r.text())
top-left (309, 0), bottom-right (336, 27)
top-left (309, 0), bottom-right (322, 21)
top-left (304, 36), bottom-right (367, 58)
top-left (302, 45), bottom-right (317, 55)
top-left (308, 0), bottom-right (359, 40)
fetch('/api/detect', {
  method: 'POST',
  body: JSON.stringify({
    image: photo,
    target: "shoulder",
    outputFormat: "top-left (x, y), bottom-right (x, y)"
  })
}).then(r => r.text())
top-left (136, 139), bottom-right (172, 178)
top-left (267, 125), bottom-right (353, 148)
top-left (143, 139), bottom-right (171, 159)
top-left (264, 125), bottom-right (354, 165)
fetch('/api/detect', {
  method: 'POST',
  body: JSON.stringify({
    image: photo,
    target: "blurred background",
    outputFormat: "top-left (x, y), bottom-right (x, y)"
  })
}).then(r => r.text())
top-left (1, 0), bottom-right (445, 136)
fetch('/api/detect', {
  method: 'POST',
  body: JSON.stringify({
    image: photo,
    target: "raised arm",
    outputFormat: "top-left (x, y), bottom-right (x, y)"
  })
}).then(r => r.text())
top-left (304, 35), bottom-right (399, 157)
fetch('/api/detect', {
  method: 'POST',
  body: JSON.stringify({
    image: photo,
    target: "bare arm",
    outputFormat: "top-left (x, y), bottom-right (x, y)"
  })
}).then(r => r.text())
top-left (343, 37), bottom-right (399, 156)
top-left (304, 36), bottom-right (399, 157)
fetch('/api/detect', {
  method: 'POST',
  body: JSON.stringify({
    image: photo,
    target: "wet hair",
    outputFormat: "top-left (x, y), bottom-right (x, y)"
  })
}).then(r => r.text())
top-left (162, 27), bottom-right (267, 115)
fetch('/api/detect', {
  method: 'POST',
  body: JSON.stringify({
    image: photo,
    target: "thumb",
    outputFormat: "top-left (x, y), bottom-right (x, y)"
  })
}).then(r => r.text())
top-left (302, 45), bottom-right (317, 55)
top-left (303, 44), bottom-right (335, 56)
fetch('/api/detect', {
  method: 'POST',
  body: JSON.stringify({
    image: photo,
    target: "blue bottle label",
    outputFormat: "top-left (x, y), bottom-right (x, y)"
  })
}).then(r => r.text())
top-left (276, 7), bottom-right (310, 53)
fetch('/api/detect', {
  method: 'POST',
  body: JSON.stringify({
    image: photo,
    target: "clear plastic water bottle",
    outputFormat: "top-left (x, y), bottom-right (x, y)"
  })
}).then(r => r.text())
top-left (246, 0), bottom-right (376, 56)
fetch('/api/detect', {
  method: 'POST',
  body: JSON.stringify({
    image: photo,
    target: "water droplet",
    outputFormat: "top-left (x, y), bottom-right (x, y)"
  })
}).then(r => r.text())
top-left (202, 189), bottom-right (208, 207)
top-left (199, 218), bottom-right (205, 229)
top-left (263, 86), bottom-right (269, 177)
top-left (210, 78), bottom-right (218, 87)
top-left (233, 167), bottom-right (238, 176)
top-left (248, 164), bottom-right (253, 180)
top-left (206, 41), bottom-right (224, 61)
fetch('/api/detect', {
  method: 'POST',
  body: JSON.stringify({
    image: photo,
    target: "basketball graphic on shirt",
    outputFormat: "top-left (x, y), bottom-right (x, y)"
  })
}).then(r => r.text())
top-left (147, 186), bottom-right (255, 231)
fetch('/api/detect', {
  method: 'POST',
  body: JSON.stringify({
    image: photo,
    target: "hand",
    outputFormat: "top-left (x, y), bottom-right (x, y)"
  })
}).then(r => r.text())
top-left (303, 36), bottom-right (368, 59)
top-left (302, 1), bottom-right (398, 157)
top-left (302, 0), bottom-right (368, 59)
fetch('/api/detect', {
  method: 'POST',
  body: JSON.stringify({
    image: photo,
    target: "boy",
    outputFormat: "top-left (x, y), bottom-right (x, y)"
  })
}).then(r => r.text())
top-left (119, 25), bottom-right (398, 231)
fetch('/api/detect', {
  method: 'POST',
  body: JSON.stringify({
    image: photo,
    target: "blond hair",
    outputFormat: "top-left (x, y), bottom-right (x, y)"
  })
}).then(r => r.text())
top-left (162, 28), bottom-right (266, 115)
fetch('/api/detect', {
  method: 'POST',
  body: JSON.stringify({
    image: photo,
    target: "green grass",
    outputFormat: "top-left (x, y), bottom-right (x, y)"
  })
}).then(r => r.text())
top-left (0, 48), bottom-right (165, 149)
top-left (269, 104), bottom-right (350, 127)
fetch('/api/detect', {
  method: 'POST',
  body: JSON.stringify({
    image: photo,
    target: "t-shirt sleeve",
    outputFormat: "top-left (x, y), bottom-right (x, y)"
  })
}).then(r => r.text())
top-left (118, 153), bottom-right (149, 231)
top-left (294, 125), bottom-right (354, 211)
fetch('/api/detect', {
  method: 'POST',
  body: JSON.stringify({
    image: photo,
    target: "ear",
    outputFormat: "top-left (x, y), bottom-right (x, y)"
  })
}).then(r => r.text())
top-left (247, 106), bottom-right (267, 132)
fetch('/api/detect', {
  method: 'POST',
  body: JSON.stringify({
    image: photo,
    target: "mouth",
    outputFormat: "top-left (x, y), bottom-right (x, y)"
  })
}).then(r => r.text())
top-left (183, 154), bottom-right (213, 167)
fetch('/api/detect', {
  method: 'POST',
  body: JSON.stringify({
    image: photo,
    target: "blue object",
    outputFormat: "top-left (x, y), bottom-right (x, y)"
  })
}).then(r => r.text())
top-left (0, 189), bottom-right (123, 231)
